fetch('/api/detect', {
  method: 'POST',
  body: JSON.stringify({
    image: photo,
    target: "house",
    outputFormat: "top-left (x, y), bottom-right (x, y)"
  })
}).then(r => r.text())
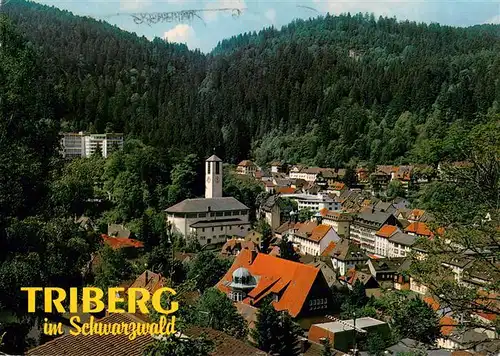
top-left (263, 180), bottom-right (275, 193)
top-left (338, 269), bottom-right (380, 290)
top-left (374, 224), bottom-right (399, 257)
top-left (101, 234), bottom-right (144, 250)
top-left (349, 210), bottom-right (399, 254)
top-left (308, 317), bottom-right (390, 353)
top-left (392, 197), bottom-right (410, 210)
top-left (367, 257), bottom-right (408, 286)
top-left (355, 168), bottom-right (369, 182)
top-left (221, 238), bottom-right (259, 256)
top-left (410, 276), bottom-right (429, 295)
top-left (404, 221), bottom-right (434, 238)
top-left (274, 221), bottom-right (295, 240)
top-left (387, 231), bottom-right (417, 257)
top-left (270, 161), bottom-right (284, 173)
top-left (319, 209), bottom-right (352, 238)
top-left (369, 171), bottom-right (391, 189)
top-left (236, 160), bottom-right (257, 176)
top-left (326, 239), bottom-right (368, 276)
top-left (75, 216), bottom-right (96, 231)
top-left (26, 313), bottom-right (266, 356)
top-left (126, 270), bottom-right (166, 296)
top-left (281, 193), bottom-right (341, 212)
top-left (216, 249), bottom-right (333, 328)
top-left (289, 221), bottom-right (341, 256)
top-left (441, 256), bottom-right (475, 284)
top-left (307, 260), bottom-right (337, 288)
top-left (437, 316), bottom-right (491, 351)
top-left (328, 181), bottom-right (347, 197)
top-left (259, 194), bottom-right (282, 230)
top-left (166, 155), bottom-right (251, 246)
top-left (393, 258), bottom-right (412, 290)
top-left (107, 224), bottom-right (131, 238)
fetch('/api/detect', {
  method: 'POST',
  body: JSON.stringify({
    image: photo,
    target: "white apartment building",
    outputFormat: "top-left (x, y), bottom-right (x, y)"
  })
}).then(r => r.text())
top-left (60, 132), bottom-right (123, 158)
top-left (387, 231), bottom-right (416, 258)
top-left (349, 210), bottom-right (398, 255)
top-left (281, 193), bottom-right (341, 212)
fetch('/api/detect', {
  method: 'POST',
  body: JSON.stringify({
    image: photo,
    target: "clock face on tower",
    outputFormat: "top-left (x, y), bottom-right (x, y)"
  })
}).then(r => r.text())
top-left (215, 176), bottom-right (220, 183)
top-left (206, 176), bottom-right (211, 183)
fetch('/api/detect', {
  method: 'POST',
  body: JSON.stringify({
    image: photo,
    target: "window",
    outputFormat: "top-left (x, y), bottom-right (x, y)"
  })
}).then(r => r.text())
top-left (202, 228), bottom-right (205, 232)
top-left (207, 239), bottom-right (211, 244)
top-left (212, 227), bottom-right (214, 232)
top-left (207, 162), bottom-right (211, 174)
top-left (216, 212), bottom-right (224, 217)
top-left (198, 213), bottom-right (207, 218)
top-left (221, 227), bottom-right (223, 231)
top-left (216, 162), bottom-right (220, 174)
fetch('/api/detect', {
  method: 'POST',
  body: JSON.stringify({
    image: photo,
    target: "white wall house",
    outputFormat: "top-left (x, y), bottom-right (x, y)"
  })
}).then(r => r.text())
top-left (289, 223), bottom-right (340, 256)
top-left (387, 232), bottom-right (416, 258)
top-left (320, 210), bottom-right (352, 238)
top-left (281, 193), bottom-right (340, 212)
top-left (166, 155), bottom-right (251, 246)
top-left (236, 160), bottom-right (257, 176)
top-left (328, 239), bottom-right (368, 276)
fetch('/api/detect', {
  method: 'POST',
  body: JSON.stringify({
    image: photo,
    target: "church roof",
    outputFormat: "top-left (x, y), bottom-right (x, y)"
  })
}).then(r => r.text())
top-left (206, 154), bottom-right (222, 162)
top-left (165, 197), bottom-right (249, 213)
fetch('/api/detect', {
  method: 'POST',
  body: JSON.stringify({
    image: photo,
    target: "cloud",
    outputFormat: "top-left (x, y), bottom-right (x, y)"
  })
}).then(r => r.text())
top-left (164, 24), bottom-right (200, 49)
top-left (265, 8), bottom-right (277, 24)
top-left (119, 0), bottom-right (152, 11)
top-left (485, 14), bottom-right (500, 24)
top-left (204, 0), bottom-right (246, 23)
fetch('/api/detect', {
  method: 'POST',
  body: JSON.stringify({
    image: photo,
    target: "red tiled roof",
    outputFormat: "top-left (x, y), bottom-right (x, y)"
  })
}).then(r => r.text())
top-left (321, 242), bottom-right (337, 256)
top-left (277, 187), bottom-right (296, 194)
top-left (126, 270), bottom-right (167, 297)
top-left (238, 160), bottom-right (255, 167)
top-left (408, 209), bottom-right (425, 220)
top-left (376, 225), bottom-right (398, 238)
top-left (217, 250), bottom-right (320, 317)
top-left (331, 182), bottom-right (346, 190)
top-left (424, 296), bottom-right (440, 311)
top-left (319, 208), bottom-right (329, 217)
top-left (26, 313), bottom-right (153, 355)
top-left (440, 316), bottom-right (457, 336)
top-left (101, 234), bottom-right (144, 249)
top-left (405, 222), bottom-right (433, 237)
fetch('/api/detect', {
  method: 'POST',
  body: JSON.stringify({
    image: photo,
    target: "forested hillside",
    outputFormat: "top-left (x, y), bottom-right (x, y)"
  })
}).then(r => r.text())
top-left (4, 0), bottom-right (500, 166)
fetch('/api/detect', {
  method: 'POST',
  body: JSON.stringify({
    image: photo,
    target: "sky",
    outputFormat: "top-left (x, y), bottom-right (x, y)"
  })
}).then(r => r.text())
top-left (32, 0), bottom-right (500, 53)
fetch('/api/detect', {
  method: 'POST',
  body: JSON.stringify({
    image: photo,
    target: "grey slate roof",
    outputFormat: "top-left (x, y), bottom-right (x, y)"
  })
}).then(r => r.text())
top-left (165, 197), bottom-right (249, 213)
top-left (355, 210), bottom-right (394, 227)
top-left (389, 231), bottom-right (416, 246)
top-left (206, 154), bottom-right (222, 162)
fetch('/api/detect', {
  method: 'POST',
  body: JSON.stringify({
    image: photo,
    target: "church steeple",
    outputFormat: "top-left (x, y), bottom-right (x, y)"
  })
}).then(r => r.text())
top-left (205, 155), bottom-right (222, 198)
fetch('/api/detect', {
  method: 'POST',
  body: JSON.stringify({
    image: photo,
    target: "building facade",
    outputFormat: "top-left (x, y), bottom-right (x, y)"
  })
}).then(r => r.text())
top-left (60, 132), bottom-right (123, 158)
top-left (349, 211), bottom-right (398, 254)
top-left (281, 193), bottom-right (340, 212)
top-left (166, 155), bottom-right (251, 246)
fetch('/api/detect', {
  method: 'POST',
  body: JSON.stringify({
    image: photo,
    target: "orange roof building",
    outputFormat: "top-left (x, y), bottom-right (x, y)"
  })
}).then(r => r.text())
top-left (405, 222), bottom-right (433, 237)
top-left (290, 222), bottom-right (341, 256)
top-left (101, 234), bottom-right (144, 249)
top-left (375, 225), bottom-right (399, 239)
top-left (216, 250), bottom-right (332, 319)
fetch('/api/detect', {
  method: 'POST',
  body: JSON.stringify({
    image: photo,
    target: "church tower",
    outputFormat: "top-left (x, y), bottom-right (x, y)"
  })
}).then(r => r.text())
top-left (205, 155), bottom-right (222, 198)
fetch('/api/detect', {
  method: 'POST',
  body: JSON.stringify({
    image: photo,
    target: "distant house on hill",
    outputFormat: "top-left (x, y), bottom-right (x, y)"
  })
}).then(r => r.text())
top-left (236, 160), bottom-right (257, 176)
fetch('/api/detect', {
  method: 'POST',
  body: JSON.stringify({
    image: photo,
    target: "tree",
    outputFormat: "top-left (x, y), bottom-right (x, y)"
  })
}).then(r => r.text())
top-left (256, 219), bottom-right (272, 253)
top-left (251, 298), bottom-right (302, 356)
top-left (279, 234), bottom-right (300, 261)
top-left (320, 337), bottom-right (334, 356)
top-left (411, 119), bottom-right (499, 343)
top-left (143, 334), bottom-right (214, 356)
top-left (93, 245), bottom-right (134, 291)
top-left (187, 251), bottom-right (232, 293)
top-left (364, 331), bottom-right (391, 356)
top-left (391, 297), bottom-right (441, 344)
top-left (386, 180), bottom-right (405, 200)
top-left (168, 154), bottom-right (199, 205)
top-left (298, 209), bottom-right (314, 223)
top-left (194, 288), bottom-right (248, 339)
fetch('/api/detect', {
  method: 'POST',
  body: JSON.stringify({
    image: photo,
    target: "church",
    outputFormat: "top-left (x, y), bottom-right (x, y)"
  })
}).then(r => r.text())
top-left (165, 155), bottom-right (251, 246)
